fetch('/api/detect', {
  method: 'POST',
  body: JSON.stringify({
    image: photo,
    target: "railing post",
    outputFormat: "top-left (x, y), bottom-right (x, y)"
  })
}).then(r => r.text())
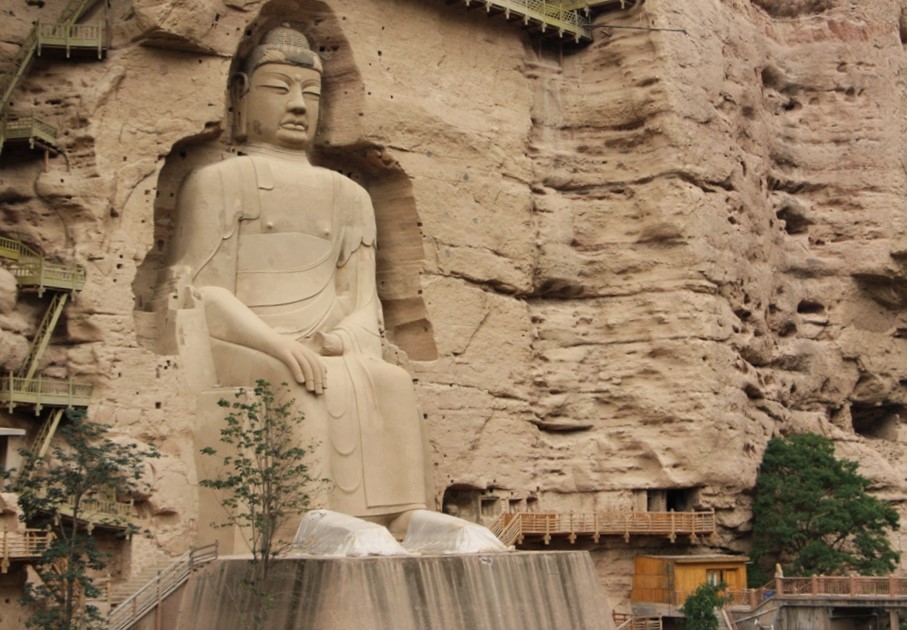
top-left (810, 574), bottom-right (818, 595)
top-left (848, 574), bottom-right (856, 596)
top-left (2, 524), bottom-right (8, 573)
top-left (890, 574), bottom-right (898, 597)
top-left (775, 577), bottom-right (783, 596)
top-left (155, 569), bottom-right (162, 630)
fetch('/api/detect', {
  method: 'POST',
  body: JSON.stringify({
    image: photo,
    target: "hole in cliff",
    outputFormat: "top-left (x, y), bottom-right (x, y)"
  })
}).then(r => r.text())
top-left (900, 8), bottom-right (907, 45)
top-left (760, 65), bottom-right (785, 90)
top-left (797, 300), bottom-right (824, 314)
top-left (776, 203), bottom-right (811, 235)
top-left (743, 382), bottom-right (763, 399)
top-left (535, 278), bottom-right (584, 298)
top-left (782, 99), bottom-right (801, 111)
top-left (752, 0), bottom-right (833, 18)
top-left (851, 402), bottom-right (903, 440)
top-left (778, 321), bottom-right (797, 337)
top-left (853, 274), bottom-right (907, 309)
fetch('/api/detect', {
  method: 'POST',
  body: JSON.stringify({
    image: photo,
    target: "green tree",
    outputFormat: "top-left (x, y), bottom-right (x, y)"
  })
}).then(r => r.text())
top-left (16, 408), bottom-right (157, 630)
top-left (680, 582), bottom-right (729, 630)
top-left (751, 433), bottom-right (899, 580)
top-left (200, 380), bottom-right (321, 582)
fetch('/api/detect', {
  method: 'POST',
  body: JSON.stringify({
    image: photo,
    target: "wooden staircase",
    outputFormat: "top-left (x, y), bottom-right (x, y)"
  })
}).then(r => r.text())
top-left (0, 0), bottom-right (107, 156)
top-left (0, 238), bottom-right (90, 416)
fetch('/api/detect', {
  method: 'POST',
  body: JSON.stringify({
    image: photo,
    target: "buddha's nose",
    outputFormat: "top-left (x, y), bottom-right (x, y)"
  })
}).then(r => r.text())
top-left (287, 89), bottom-right (307, 113)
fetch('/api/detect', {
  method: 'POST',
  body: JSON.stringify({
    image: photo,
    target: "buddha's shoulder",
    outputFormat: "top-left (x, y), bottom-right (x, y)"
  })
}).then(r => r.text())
top-left (184, 158), bottom-right (370, 201)
top-left (184, 156), bottom-right (248, 184)
top-left (318, 167), bottom-right (369, 194)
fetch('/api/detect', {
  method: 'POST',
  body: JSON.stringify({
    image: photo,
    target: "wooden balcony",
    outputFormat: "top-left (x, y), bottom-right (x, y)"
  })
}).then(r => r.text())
top-left (491, 510), bottom-right (718, 547)
top-left (456, 0), bottom-right (592, 42)
top-left (0, 373), bottom-right (93, 413)
top-left (0, 113), bottom-right (59, 155)
top-left (8, 255), bottom-right (87, 294)
top-left (36, 22), bottom-right (107, 58)
top-left (0, 528), bottom-right (53, 573)
top-left (34, 486), bottom-right (134, 531)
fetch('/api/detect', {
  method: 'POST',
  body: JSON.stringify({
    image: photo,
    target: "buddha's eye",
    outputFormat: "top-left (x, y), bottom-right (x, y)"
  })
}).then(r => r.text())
top-left (258, 81), bottom-right (289, 94)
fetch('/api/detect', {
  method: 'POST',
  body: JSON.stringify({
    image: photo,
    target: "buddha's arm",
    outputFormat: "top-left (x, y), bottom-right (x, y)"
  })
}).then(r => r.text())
top-left (199, 286), bottom-right (326, 394)
top-left (323, 242), bottom-right (383, 359)
top-left (169, 166), bottom-right (326, 393)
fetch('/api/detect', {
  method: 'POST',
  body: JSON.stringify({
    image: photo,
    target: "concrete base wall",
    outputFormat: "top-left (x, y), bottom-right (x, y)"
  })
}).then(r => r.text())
top-left (173, 551), bottom-right (615, 630)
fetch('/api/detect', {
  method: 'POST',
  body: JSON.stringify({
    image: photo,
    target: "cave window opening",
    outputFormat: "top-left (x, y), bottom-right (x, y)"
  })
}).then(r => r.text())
top-left (851, 403), bottom-right (903, 441)
top-left (647, 488), bottom-right (700, 512)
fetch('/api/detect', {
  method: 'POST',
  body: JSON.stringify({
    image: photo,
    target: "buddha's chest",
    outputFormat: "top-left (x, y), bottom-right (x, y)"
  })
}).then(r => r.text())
top-left (239, 170), bottom-right (337, 239)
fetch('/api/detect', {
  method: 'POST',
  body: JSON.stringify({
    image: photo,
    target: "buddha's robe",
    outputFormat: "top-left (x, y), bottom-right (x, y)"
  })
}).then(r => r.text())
top-left (169, 153), bottom-right (428, 517)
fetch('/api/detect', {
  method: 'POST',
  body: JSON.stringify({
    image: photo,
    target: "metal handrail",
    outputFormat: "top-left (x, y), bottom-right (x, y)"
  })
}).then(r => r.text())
top-left (721, 605), bottom-right (740, 630)
top-left (108, 542), bottom-right (218, 630)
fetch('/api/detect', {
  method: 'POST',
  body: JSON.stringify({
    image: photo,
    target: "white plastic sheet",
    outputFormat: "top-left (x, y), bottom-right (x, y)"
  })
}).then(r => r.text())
top-left (402, 509), bottom-right (508, 554)
top-left (291, 510), bottom-right (411, 557)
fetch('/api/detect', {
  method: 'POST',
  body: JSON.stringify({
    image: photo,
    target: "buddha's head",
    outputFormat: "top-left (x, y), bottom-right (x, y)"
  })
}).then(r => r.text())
top-left (232, 26), bottom-right (323, 151)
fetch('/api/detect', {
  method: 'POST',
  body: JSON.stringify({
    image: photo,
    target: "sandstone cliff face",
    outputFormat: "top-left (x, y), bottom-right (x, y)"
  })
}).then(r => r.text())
top-left (1, 0), bottom-right (906, 611)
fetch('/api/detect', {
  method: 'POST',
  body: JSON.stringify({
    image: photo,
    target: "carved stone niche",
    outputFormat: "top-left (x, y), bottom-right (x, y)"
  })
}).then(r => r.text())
top-left (133, 0), bottom-right (437, 362)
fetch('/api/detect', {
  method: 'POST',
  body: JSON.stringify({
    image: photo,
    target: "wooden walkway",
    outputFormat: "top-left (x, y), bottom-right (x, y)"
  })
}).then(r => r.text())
top-left (0, 373), bottom-right (93, 413)
top-left (491, 510), bottom-right (717, 547)
top-left (0, 528), bottom-right (53, 573)
top-left (729, 576), bottom-right (907, 611)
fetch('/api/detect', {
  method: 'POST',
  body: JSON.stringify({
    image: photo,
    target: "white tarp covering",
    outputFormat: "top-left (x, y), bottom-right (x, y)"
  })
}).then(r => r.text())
top-left (402, 509), bottom-right (508, 554)
top-left (291, 510), bottom-right (410, 557)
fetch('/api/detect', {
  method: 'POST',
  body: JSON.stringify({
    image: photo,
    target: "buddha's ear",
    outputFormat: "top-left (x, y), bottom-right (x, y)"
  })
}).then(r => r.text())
top-left (230, 72), bottom-right (250, 143)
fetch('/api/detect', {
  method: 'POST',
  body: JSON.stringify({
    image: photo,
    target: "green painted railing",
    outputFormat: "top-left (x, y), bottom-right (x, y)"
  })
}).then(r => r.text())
top-left (36, 22), bottom-right (106, 58)
top-left (8, 255), bottom-right (86, 294)
top-left (0, 237), bottom-right (39, 261)
top-left (0, 113), bottom-right (59, 154)
top-left (463, 0), bottom-right (592, 41)
top-left (0, 373), bottom-right (93, 413)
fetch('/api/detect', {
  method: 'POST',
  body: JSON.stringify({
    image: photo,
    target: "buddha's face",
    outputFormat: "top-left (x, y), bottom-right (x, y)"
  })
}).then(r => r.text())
top-left (244, 62), bottom-right (321, 150)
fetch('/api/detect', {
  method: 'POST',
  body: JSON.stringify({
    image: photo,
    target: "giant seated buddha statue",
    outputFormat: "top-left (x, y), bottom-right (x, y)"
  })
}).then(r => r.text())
top-left (167, 26), bottom-right (504, 552)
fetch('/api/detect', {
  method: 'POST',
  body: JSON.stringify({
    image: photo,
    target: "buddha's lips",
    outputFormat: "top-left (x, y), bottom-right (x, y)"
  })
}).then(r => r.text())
top-left (281, 119), bottom-right (307, 131)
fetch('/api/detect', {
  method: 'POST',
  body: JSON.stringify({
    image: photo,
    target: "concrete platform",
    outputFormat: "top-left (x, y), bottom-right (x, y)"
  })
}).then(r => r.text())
top-left (170, 551), bottom-right (615, 629)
